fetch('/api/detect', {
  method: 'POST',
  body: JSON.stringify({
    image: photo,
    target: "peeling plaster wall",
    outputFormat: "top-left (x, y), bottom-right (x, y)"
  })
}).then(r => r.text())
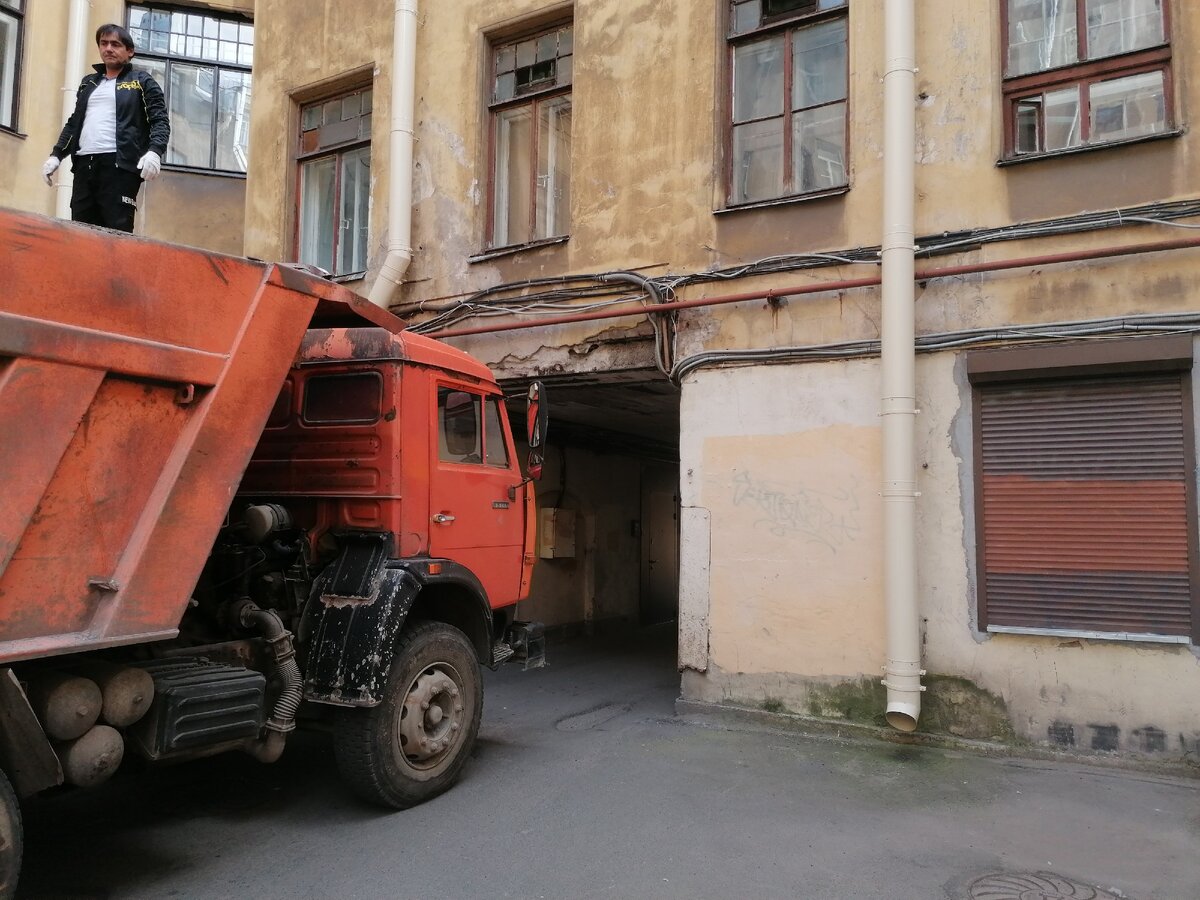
top-left (679, 354), bottom-right (1200, 758)
top-left (3, 1), bottom-right (250, 251)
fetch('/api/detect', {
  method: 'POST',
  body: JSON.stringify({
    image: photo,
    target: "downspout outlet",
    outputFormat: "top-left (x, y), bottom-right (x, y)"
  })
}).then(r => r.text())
top-left (883, 659), bottom-right (925, 732)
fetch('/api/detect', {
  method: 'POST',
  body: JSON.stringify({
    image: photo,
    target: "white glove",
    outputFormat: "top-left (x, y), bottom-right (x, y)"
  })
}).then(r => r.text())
top-left (42, 156), bottom-right (60, 187)
top-left (137, 151), bottom-right (162, 182)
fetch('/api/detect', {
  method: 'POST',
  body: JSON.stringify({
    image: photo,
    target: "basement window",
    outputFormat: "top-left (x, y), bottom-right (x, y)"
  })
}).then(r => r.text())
top-left (968, 336), bottom-right (1198, 644)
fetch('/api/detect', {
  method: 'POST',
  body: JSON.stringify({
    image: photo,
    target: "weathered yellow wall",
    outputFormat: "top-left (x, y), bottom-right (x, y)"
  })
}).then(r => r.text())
top-left (2, 1), bottom-right (251, 252)
top-left (243, 0), bottom-right (1200, 757)
top-left (680, 352), bottom-right (1200, 756)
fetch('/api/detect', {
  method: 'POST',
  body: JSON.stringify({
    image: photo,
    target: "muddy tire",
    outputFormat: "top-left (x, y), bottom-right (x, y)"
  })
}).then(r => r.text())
top-left (334, 621), bottom-right (483, 809)
top-left (0, 769), bottom-right (21, 900)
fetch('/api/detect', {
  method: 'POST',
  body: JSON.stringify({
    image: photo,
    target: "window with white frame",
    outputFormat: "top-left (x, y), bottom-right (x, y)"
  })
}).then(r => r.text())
top-left (127, 3), bottom-right (253, 172)
top-left (296, 87), bottom-right (372, 278)
top-left (727, 0), bottom-right (849, 206)
top-left (487, 23), bottom-right (573, 250)
top-left (0, 0), bottom-right (25, 131)
top-left (1004, 0), bottom-right (1172, 157)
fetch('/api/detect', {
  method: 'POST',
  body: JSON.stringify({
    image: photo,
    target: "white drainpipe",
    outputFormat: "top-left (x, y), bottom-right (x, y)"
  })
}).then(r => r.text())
top-left (57, 0), bottom-right (90, 219)
top-left (880, 0), bottom-right (924, 732)
top-left (366, 0), bottom-right (418, 308)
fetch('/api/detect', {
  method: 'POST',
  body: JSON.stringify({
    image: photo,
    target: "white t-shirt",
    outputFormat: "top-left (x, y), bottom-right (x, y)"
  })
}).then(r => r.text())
top-left (78, 77), bottom-right (118, 155)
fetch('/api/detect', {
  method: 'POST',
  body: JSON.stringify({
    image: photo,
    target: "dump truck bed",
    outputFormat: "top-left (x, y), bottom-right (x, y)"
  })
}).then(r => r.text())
top-left (0, 208), bottom-right (401, 664)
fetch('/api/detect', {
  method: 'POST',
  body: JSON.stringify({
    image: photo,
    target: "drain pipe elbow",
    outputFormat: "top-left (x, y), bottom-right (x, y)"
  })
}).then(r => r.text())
top-left (367, 0), bottom-right (419, 309)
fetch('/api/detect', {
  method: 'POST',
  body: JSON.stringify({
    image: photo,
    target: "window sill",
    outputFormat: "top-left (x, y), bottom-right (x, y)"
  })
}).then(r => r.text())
top-left (0, 125), bottom-right (26, 140)
top-left (162, 164), bottom-right (248, 179)
top-left (987, 624), bottom-right (1190, 645)
top-left (332, 271), bottom-right (365, 284)
top-left (715, 184), bottom-right (850, 215)
top-left (469, 235), bottom-right (569, 264)
top-left (996, 128), bottom-right (1184, 167)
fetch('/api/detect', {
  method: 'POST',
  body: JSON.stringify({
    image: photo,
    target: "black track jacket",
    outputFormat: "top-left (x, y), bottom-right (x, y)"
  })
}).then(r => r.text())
top-left (51, 63), bottom-right (170, 174)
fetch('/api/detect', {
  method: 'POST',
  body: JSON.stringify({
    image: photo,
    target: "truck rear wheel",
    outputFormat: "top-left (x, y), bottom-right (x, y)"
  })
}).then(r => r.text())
top-left (334, 621), bottom-right (482, 809)
top-left (0, 769), bottom-right (21, 900)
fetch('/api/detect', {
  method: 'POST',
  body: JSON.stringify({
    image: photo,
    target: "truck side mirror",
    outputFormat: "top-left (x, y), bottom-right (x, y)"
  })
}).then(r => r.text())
top-left (526, 381), bottom-right (548, 480)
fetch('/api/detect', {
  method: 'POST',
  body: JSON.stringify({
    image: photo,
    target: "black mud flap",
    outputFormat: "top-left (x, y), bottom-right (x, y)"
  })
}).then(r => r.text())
top-left (301, 537), bottom-right (419, 707)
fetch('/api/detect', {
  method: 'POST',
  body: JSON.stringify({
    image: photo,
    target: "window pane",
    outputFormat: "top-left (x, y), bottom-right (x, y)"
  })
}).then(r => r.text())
top-left (0, 10), bottom-right (20, 130)
top-left (732, 0), bottom-right (761, 35)
top-left (299, 156), bottom-right (336, 274)
top-left (731, 118), bottom-right (784, 203)
top-left (303, 373), bottom-right (382, 425)
top-left (1089, 70), bottom-right (1166, 142)
top-left (793, 19), bottom-right (847, 109)
top-left (733, 37), bottom-right (784, 123)
top-left (494, 71), bottom-right (516, 103)
top-left (1044, 85), bottom-right (1081, 150)
top-left (492, 106), bottom-right (533, 247)
top-left (215, 68), bottom-right (251, 171)
top-left (439, 390), bottom-right (482, 464)
top-left (139, 57), bottom-right (167, 93)
top-left (1086, 0), bottom-right (1164, 59)
top-left (338, 146), bottom-right (371, 275)
top-left (792, 101), bottom-right (846, 191)
top-left (484, 399), bottom-right (511, 467)
top-left (1007, 0), bottom-right (1079, 76)
top-left (167, 64), bottom-right (216, 167)
top-left (1015, 98), bottom-right (1041, 153)
top-left (536, 96), bottom-right (571, 240)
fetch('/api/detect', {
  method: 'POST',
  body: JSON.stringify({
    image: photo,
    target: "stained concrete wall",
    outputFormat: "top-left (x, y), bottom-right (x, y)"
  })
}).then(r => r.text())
top-left (2, 1), bottom-right (250, 252)
top-left (678, 349), bottom-right (1200, 758)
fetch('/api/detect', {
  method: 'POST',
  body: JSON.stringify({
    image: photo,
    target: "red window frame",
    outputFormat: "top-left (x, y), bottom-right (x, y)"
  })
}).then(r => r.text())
top-left (724, 0), bottom-right (851, 207)
top-left (293, 86), bottom-right (373, 278)
top-left (485, 21), bottom-right (573, 251)
top-left (1001, 0), bottom-right (1174, 157)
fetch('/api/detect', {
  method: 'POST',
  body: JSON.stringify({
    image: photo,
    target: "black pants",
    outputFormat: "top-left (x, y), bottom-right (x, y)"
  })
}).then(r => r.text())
top-left (70, 154), bottom-right (143, 233)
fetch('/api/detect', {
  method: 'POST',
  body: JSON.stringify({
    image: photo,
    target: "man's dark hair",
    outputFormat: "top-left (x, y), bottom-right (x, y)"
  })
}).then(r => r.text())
top-left (95, 24), bottom-right (136, 52)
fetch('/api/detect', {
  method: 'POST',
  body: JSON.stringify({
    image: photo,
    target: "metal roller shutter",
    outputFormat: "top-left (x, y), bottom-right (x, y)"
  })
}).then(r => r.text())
top-left (978, 373), bottom-right (1195, 638)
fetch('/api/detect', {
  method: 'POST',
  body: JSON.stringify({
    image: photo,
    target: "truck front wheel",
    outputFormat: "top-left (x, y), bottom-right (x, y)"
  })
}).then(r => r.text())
top-left (334, 621), bottom-right (483, 809)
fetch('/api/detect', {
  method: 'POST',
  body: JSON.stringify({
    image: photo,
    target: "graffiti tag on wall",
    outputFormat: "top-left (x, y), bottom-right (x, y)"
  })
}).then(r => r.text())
top-left (730, 470), bottom-right (862, 551)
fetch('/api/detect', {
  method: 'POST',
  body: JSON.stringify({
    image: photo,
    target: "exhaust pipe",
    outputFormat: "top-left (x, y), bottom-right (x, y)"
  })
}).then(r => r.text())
top-left (232, 600), bottom-right (303, 763)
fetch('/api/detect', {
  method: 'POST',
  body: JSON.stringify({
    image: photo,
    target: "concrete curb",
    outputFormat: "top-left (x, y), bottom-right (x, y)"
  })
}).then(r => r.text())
top-left (675, 697), bottom-right (1200, 780)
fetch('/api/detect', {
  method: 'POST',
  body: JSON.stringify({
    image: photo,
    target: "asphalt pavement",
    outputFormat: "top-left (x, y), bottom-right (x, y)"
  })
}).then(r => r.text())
top-left (17, 626), bottom-right (1200, 899)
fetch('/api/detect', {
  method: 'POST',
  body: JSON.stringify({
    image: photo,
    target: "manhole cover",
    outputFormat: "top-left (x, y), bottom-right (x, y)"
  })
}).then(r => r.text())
top-left (969, 872), bottom-right (1123, 900)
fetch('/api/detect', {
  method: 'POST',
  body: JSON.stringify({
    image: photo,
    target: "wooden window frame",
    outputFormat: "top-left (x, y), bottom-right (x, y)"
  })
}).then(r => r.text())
top-left (127, 2), bottom-right (255, 174)
top-left (724, 0), bottom-right (850, 208)
top-left (485, 21), bottom-right (573, 252)
top-left (0, 0), bottom-right (26, 135)
top-left (293, 86), bottom-right (373, 279)
top-left (968, 336), bottom-right (1200, 644)
top-left (1000, 0), bottom-right (1174, 158)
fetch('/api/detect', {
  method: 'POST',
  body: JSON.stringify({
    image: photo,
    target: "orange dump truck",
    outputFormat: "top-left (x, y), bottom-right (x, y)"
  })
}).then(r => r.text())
top-left (0, 209), bottom-right (545, 895)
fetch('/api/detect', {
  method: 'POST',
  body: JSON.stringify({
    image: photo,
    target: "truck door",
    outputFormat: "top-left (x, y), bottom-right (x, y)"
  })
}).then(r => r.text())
top-left (428, 384), bottom-right (524, 608)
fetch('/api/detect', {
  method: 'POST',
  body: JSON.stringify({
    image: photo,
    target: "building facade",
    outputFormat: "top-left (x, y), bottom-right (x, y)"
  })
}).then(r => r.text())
top-left (21, 0), bottom-right (1195, 762)
top-left (1, 0), bottom-right (253, 252)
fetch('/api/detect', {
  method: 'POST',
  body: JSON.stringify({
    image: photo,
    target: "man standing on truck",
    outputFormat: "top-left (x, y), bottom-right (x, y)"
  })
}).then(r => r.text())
top-left (41, 25), bottom-right (170, 234)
